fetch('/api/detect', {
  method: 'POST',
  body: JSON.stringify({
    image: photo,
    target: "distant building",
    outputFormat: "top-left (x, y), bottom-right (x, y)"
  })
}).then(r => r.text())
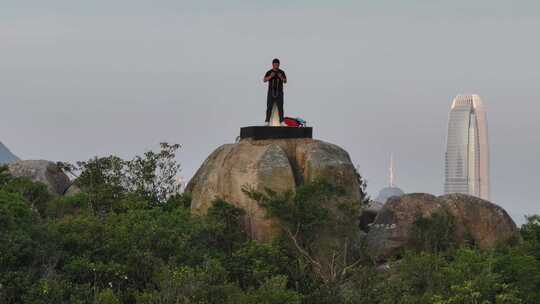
top-left (361, 156), bottom-right (404, 232)
top-left (375, 186), bottom-right (405, 204)
top-left (374, 154), bottom-right (404, 204)
top-left (444, 95), bottom-right (490, 200)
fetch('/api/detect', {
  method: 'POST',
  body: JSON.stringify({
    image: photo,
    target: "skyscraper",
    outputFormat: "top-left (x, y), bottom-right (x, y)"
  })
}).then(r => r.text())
top-left (444, 95), bottom-right (490, 200)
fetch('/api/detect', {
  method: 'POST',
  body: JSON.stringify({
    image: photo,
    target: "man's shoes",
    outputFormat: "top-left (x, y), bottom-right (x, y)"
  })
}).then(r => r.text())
top-left (265, 121), bottom-right (270, 126)
top-left (280, 122), bottom-right (287, 127)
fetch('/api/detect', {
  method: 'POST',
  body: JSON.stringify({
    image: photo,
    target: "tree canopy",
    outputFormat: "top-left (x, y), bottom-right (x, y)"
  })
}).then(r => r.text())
top-left (1, 145), bottom-right (539, 303)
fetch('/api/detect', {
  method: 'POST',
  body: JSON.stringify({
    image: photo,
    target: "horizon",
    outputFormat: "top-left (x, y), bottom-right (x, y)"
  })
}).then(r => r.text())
top-left (2, 1), bottom-right (539, 224)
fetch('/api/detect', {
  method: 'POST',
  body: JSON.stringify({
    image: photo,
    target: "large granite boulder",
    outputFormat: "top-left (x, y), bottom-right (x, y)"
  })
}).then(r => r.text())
top-left (186, 138), bottom-right (362, 242)
top-left (8, 160), bottom-right (71, 195)
top-left (366, 193), bottom-right (519, 261)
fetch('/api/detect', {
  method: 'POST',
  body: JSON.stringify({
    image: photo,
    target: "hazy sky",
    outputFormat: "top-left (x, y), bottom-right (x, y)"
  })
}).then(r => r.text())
top-left (2, 1), bottom-right (539, 223)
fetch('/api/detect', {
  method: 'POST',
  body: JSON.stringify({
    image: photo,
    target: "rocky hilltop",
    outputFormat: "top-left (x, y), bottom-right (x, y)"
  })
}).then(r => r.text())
top-left (366, 193), bottom-right (519, 261)
top-left (0, 141), bottom-right (19, 164)
top-left (186, 138), bottom-right (362, 241)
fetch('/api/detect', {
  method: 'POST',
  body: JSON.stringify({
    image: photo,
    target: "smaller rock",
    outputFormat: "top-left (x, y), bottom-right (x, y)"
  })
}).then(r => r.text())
top-left (439, 194), bottom-right (519, 249)
top-left (366, 193), bottom-right (519, 261)
top-left (8, 160), bottom-right (71, 195)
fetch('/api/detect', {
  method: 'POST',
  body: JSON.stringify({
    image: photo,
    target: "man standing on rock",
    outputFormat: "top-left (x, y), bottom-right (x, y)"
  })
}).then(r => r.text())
top-left (263, 58), bottom-right (287, 126)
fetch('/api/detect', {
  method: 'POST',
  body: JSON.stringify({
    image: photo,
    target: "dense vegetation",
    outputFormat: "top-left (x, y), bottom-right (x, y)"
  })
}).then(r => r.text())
top-left (1, 144), bottom-right (540, 303)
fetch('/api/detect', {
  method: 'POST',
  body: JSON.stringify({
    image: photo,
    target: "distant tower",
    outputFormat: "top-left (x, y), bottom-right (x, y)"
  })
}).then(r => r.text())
top-left (375, 154), bottom-right (404, 204)
top-left (444, 95), bottom-right (490, 200)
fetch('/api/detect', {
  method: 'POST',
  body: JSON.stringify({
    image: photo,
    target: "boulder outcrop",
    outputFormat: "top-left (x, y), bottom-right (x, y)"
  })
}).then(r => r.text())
top-left (8, 160), bottom-right (71, 196)
top-left (366, 193), bottom-right (519, 261)
top-left (186, 138), bottom-right (362, 241)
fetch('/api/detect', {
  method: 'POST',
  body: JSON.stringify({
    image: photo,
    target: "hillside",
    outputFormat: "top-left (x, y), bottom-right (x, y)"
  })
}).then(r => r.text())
top-left (0, 143), bottom-right (539, 304)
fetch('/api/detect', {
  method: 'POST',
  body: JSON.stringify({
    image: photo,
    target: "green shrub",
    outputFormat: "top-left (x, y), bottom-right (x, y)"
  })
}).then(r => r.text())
top-left (410, 210), bottom-right (456, 253)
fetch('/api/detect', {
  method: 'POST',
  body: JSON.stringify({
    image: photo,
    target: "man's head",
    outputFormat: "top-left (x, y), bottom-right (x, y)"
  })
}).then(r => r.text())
top-left (272, 58), bottom-right (280, 70)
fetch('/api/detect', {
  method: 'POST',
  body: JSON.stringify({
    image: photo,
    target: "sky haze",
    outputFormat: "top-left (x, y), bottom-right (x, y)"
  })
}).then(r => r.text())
top-left (2, 1), bottom-right (539, 223)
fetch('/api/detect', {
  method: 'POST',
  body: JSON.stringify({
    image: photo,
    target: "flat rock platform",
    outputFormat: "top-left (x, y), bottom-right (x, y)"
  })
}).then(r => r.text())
top-left (240, 126), bottom-right (313, 140)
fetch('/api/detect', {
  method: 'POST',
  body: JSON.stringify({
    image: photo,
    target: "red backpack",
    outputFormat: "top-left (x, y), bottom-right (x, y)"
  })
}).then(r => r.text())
top-left (283, 117), bottom-right (306, 127)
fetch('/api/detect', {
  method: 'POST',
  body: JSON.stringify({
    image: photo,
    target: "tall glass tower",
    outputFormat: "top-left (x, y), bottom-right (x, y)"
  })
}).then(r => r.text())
top-left (444, 95), bottom-right (490, 200)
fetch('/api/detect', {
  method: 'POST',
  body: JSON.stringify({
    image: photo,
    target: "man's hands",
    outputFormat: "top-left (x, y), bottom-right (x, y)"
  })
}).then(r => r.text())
top-left (263, 71), bottom-right (286, 83)
top-left (263, 71), bottom-right (275, 82)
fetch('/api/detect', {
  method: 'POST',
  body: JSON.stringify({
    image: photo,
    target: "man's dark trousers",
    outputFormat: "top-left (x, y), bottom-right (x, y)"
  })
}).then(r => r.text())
top-left (265, 92), bottom-right (284, 123)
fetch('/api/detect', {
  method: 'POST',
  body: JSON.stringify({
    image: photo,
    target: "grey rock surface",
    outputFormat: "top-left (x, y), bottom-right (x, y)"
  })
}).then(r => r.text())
top-left (8, 160), bottom-right (71, 195)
